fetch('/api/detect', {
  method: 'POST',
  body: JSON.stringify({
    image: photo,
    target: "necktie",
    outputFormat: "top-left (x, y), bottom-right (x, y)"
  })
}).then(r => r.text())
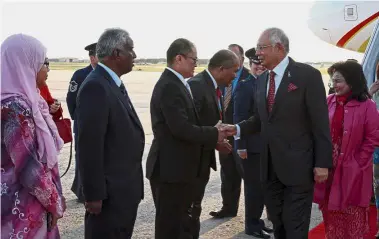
top-left (119, 82), bottom-right (127, 96)
top-left (185, 82), bottom-right (193, 99)
top-left (267, 71), bottom-right (276, 113)
top-left (216, 87), bottom-right (222, 120)
top-left (223, 84), bottom-right (232, 112)
top-left (119, 83), bottom-right (132, 109)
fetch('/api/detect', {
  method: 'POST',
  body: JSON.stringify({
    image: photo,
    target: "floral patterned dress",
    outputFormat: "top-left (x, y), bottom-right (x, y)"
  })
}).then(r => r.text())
top-left (1, 96), bottom-right (65, 239)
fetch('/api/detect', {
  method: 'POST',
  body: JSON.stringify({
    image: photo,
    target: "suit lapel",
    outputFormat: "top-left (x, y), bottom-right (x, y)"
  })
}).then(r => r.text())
top-left (269, 59), bottom-right (293, 119)
top-left (98, 66), bottom-right (144, 131)
top-left (203, 71), bottom-right (222, 118)
top-left (126, 98), bottom-right (143, 131)
top-left (165, 69), bottom-right (201, 121)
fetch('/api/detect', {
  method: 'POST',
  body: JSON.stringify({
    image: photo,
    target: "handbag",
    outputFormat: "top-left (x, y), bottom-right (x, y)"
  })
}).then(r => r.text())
top-left (54, 116), bottom-right (73, 178)
top-left (55, 117), bottom-right (73, 144)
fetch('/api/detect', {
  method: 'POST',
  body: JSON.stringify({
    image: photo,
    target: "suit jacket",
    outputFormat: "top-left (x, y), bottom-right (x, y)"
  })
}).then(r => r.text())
top-left (239, 58), bottom-right (333, 186)
top-left (146, 69), bottom-right (218, 183)
top-left (76, 65), bottom-right (145, 225)
top-left (233, 74), bottom-right (262, 153)
top-left (187, 70), bottom-right (222, 174)
top-left (66, 64), bottom-right (93, 134)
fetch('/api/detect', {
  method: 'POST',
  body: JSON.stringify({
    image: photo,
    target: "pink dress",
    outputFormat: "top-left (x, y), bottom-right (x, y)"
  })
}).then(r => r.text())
top-left (1, 96), bottom-right (65, 239)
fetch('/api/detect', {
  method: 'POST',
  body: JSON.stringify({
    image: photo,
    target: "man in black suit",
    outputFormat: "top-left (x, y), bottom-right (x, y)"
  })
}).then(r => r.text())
top-left (66, 42), bottom-right (98, 202)
top-left (224, 28), bottom-right (332, 238)
top-left (234, 48), bottom-right (271, 238)
top-left (76, 28), bottom-right (144, 239)
top-left (146, 38), bottom-right (226, 239)
top-left (187, 49), bottom-right (240, 238)
top-left (210, 44), bottom-right (250, 218)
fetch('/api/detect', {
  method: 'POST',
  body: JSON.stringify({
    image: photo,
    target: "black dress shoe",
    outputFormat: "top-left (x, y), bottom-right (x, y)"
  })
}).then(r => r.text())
top-left (245, 229), bottom-right (271, 239)
top-left (209, 210), bottom-right (237, 218)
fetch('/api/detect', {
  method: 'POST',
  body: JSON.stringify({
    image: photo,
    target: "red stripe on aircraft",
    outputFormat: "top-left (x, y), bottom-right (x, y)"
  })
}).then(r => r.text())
top-left (337, 11), bottom-right (379, 47)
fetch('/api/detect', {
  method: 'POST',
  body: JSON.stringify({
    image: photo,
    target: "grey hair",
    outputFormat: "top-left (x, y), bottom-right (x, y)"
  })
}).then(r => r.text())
top-left (96, 28), bottom-right (131, 60)
top-left (265, 27), bottom-right (290, 54)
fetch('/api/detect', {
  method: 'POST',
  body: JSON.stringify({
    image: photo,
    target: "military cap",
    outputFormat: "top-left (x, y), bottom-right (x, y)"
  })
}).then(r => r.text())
top-left (84, 43), bottom-right (97, 56)
top-left (245, 47), bottom-right (260, 65)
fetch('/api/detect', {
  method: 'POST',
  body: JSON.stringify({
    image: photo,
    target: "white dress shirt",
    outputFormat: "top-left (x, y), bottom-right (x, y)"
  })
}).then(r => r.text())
top-left (266, 55), bottom-right (290, 96)
top-left (166, 67), bottom-right (193, 98)
top-left (98, 63), bottom-right (133, 109)
top-left (205, 69), bottom-right (222, 111)
top-left (98, 62), bottom-right (122, 87)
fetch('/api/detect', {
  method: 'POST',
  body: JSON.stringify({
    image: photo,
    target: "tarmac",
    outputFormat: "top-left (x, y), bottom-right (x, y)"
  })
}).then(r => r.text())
top-left (50, 70), bottom-right (326, 239)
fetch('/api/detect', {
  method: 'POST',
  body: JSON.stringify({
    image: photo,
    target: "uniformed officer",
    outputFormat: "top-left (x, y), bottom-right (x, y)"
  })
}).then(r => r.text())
top-left (66, 42), bottom-right (98, 202)
top-left (234, 48), bottom-right (272, 238)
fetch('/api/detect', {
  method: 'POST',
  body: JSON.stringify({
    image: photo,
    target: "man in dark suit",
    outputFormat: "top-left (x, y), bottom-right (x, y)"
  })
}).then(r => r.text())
top-left (146, 38), bottom-right (226, 239)
top-left (66, 42), bottom-right (98, 202)
top-left (234, 48), bottom-right (271, 238)
top-left (76, 28), bottom-right (144, 239)
top-left (224, 28), bottom-right (332, 238)
top-left (187, 49), bottom-right (240, 238)
top-left (210, 44), bottom-right (250, 218)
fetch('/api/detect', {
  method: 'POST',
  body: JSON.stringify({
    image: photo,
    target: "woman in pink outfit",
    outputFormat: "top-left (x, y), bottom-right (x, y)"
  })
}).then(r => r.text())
top-left (314, 60), bottom-right (379, 239)
top-left (1, 34), bottom-right (65, 238)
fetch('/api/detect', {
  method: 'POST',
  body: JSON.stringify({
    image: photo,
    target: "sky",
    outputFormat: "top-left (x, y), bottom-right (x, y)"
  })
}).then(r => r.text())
top-left (1, 0), bottom-right (366, 62)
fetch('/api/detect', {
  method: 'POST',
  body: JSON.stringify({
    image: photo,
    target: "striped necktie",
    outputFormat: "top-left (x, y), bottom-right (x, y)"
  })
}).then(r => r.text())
top-left (223, 84), bottom-right (232, 112)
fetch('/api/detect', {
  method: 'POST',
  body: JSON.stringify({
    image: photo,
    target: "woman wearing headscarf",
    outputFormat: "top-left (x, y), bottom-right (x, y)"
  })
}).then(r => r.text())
top-left (1, 34), bottom-right (66, 238)
top-left (313, 60), bottom-right (379, 238)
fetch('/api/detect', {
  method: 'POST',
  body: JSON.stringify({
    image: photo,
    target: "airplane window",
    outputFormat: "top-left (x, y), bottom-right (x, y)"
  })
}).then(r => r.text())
top-left (344, 5), bottom-right (358, 21)
top-left (347, 8), bottom-right (354, 16)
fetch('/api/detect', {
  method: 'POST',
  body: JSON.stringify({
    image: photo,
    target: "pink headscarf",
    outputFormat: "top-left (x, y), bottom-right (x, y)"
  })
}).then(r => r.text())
top-left (1, 34), bottom-right (63, 169)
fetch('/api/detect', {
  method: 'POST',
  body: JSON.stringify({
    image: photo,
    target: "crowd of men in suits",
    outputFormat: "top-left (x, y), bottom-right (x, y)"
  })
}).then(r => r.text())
top-left (66, 26), bottom-right (331, 239)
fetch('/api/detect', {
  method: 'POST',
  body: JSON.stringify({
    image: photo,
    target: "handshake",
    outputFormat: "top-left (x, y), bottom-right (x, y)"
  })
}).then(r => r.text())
top-left (213, 121), bottom-right (237, 154)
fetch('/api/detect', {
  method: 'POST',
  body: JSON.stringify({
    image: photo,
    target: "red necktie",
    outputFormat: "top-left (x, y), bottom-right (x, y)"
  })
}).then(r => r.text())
top-left (267, 71), bottom-right (276, 112)
top-left (216, 87), bottom-right (223, 120)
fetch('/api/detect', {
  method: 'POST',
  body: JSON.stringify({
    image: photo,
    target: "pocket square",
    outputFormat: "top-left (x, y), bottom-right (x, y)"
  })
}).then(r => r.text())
top-left (288, 83), bottom-right (298, 92)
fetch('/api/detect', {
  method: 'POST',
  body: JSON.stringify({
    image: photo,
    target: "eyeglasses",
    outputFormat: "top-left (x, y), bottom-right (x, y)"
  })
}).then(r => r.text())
top-left (256, 44), bottom-right (274, 51)
top-left (44, 61), bottom-right (50, 68)
top-left (180, 54), bottom-right (198, 64)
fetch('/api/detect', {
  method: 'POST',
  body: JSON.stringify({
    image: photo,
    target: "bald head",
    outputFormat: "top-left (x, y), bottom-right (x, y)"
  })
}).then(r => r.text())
top-left (207, 49), bottom-right (240, 87)
top-left (208, 49), bottom-right (239, 70)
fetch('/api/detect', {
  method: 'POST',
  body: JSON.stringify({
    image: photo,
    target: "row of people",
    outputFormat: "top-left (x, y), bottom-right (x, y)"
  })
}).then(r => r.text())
top-left (2, 27), bottom-right (379, 239)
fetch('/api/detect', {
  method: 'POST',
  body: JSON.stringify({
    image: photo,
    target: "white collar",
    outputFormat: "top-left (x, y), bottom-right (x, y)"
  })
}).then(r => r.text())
top-left (98, 62), bottom-right (122, 87)
top-left (166, 67), bottom-right (185, 82)
top-left (205, 69), bottom-right (218, 89)
top-left (271, 55), bottom-right (289, 77)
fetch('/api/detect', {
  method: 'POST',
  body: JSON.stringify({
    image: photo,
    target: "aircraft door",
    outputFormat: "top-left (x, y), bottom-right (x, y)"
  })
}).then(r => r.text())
top-left (362, 17), bottom-right (379, 86)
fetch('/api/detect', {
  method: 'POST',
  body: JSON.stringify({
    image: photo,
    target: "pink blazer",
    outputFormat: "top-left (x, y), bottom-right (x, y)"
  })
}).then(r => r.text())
top-left (314, 94), bottom-right (379, 210)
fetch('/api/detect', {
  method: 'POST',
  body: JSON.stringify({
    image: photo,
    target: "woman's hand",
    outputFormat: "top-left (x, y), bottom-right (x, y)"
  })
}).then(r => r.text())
top-left (50, 101), bottom-right (60, 114)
